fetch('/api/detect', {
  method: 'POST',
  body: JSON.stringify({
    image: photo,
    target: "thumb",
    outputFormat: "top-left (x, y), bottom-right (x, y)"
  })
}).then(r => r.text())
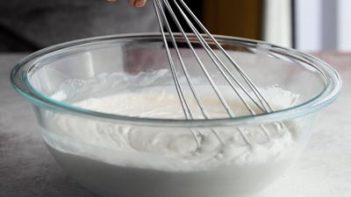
top-left (129, 0), bottom-right (147, 8)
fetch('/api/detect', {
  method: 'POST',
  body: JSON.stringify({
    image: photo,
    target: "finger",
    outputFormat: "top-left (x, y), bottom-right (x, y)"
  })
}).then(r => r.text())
top-left (129, 0), bottom-right (147, 8)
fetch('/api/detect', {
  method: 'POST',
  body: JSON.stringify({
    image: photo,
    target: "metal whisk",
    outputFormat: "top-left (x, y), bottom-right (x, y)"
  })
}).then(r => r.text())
top-left (152, 0), bottom-right (284, 146)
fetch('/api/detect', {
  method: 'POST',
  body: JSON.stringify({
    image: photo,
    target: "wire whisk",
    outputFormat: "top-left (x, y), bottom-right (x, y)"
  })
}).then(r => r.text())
top-left (152, 0), bottom-right (285, 147)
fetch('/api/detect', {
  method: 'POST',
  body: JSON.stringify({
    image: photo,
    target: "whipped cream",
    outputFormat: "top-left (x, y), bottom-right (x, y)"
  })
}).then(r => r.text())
top-left (40, 71), bottom-right (305, 197)
top-left (43, 84), bottom-right (300, 171)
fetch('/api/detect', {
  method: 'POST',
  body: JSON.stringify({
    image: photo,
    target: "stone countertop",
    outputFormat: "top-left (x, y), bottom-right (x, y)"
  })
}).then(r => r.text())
top-left (0, 52), bottom-right (350, 197)
top-left (0, 54), bottom-right (97, 197)
top-left (259, 52), bottom-right (351, 197)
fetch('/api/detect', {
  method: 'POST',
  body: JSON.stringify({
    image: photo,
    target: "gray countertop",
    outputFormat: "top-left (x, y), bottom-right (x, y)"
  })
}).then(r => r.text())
top-left (0, 54), bottom-right (97, 197)
top-left (0, 53), bottom-right (350, 197)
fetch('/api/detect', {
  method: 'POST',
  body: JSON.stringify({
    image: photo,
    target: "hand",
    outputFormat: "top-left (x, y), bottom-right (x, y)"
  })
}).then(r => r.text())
top-left (129, 0), bottom-right (147, 7)
top-left (107, 0), bottom-right (147, 8)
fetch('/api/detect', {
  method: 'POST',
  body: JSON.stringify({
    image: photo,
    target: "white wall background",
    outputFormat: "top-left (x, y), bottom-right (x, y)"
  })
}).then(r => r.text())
top-left (263, 0), bottom-right (292, 48)
top-left (338, 0), bottom-right (351, 51)
top-left (295, 0), bottom-right (351, 51)
top-left (264, 0), bottom-right (351, 51)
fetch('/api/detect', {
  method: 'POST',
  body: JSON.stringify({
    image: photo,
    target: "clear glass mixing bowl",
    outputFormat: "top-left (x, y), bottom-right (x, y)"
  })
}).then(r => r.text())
top-left (11, 34), bottom-right (341, 197)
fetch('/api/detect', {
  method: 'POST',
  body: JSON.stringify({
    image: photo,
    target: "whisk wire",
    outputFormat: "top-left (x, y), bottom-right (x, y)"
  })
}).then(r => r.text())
top-left (177, 0), bottom-right (275, 113)
top-left (154, 0), bottom-right (229, 146)
top-left (161, 0), bottom-right (236, 118)
top-left (153, 0), bottom-right (190, 119)
top-left (152, 0), bottom-right (287, 146)
top-left (171, 0), bottom-right (265, 115)
top-left (154, 0), bottom-right (208, 118)
top-left (154, 0), bottom-right (206, 147)
top-left (176, 0), bottom-right (288, 131)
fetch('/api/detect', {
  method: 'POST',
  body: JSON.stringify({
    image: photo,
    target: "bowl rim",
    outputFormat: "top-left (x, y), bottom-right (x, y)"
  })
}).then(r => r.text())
top-left (10, 33), bottom-right (342, 127)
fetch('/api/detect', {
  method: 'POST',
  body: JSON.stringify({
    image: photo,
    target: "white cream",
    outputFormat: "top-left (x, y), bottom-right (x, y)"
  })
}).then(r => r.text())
top-left (41, 72), bottom-right (304, 197)
top-left (43, 85), bottom-right (301, 171)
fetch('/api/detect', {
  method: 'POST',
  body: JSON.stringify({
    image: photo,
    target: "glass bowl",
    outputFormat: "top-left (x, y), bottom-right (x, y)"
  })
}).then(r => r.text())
top-left (11, 33), bottom-right (341, 197)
